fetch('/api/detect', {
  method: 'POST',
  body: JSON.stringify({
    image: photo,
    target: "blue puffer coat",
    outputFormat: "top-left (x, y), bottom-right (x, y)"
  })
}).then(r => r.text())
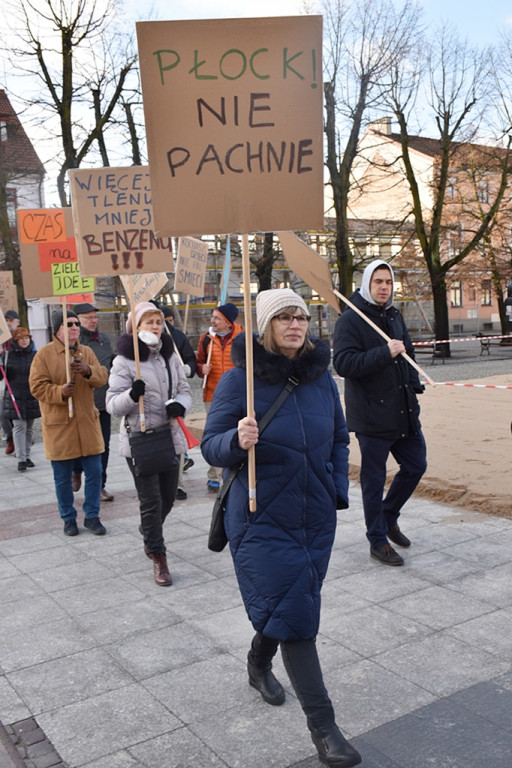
top-left (201, 333), bottom-right (350, 642)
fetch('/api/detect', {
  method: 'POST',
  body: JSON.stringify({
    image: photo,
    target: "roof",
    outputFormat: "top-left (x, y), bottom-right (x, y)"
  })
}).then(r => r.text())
top-left (374, 129), bottom-right (510, 166)
top-left (0, 89), bottom-right (45, 177)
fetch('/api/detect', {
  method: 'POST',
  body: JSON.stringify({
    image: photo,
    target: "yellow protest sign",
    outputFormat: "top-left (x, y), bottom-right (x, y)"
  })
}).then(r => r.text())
top-left (51, 262), bottom-right (95, 296)
top-left (136, 15), bottom-right (324, 236)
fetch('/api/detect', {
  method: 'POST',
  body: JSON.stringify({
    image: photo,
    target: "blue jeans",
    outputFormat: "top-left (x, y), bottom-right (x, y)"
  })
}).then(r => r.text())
top-left (51, 454), bottom-right (102, 521)
top-left (356, 431), bottom-right (427, 547)
top-left (72, 410), bottom-right (111, 488)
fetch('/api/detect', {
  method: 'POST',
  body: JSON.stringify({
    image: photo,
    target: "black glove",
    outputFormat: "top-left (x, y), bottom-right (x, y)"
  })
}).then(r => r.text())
top-left (165, 401), bottom-right (185, 419)
top-left (129, 379), bottom-right (145, 401)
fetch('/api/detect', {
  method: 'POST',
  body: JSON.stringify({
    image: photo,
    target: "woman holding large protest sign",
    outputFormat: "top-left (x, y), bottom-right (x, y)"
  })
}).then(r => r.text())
top-left (201, 288), bottom-right (361, 768)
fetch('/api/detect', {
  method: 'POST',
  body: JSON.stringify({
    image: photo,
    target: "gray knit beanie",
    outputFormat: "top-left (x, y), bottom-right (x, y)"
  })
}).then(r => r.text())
top-left (256, 289), bottom-right (309, 336)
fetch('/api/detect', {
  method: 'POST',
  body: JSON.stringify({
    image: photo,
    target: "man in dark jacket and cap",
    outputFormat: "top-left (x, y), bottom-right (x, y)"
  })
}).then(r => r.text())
top-left (333, 260), bottom-right (427, 566)
top-left (71, 303), bottom-right (115, 502)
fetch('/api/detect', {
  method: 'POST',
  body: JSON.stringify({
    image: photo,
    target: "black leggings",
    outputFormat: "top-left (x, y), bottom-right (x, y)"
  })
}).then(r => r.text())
top-left (127, 458), bottom-right (179, 554)
top-left (252, 633), bottom-right (335, 730)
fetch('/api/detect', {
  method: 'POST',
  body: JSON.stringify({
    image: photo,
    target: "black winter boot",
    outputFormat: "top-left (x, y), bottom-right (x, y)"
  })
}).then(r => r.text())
top-left (247, 632), bottom-right (285, 706)
top-left (309, 723), bottom-right (361, 768)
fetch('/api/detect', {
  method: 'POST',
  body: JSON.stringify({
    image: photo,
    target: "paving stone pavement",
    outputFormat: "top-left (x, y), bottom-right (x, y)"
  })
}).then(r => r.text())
top-left (1, 400), bottom-right (511, 768)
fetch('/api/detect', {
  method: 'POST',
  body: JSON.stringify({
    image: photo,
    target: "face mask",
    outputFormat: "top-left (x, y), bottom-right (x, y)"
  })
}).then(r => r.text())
top-left (138, 330), bottom-right (159, 346)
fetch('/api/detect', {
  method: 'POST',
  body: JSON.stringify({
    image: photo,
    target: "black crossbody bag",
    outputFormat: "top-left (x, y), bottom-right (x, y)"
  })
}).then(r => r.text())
top-left (126, 357), bottom-right (178, 477)
top-left (208, 376), bottom-right (299, 552)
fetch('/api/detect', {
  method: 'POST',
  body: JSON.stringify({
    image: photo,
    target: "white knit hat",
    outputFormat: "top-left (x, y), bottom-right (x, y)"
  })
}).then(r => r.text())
top-left (256, 288), bottom-right (309, 336)
top-left (126, 302), bottom-right (164, 334)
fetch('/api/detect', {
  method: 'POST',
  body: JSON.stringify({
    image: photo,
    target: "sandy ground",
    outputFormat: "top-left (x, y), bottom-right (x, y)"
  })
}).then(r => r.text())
top-left (187, 371), bottom-right (512, 519)
top-left (343, 373), bottom-right (512, 519)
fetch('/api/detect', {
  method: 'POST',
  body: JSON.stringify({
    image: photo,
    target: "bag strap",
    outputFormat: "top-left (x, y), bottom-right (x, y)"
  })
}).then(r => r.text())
top-left (218, 375), bottom-right (300, 498)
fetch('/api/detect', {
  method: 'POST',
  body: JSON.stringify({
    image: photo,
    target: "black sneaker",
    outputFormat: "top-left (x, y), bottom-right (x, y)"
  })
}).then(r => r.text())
top-left (370, 544), bottom-right (404, 566)
top-left (18, 462), bottom-right (27, 472)
top-left (387, 525), bottom-right (411, 548)
top-left (183, 457), bottom-right (194, 471)
top-left (63, 519), bottom-right (79, 536)
top-left (84, 517), bottom-right (106, 535)
top-left (175, 488), bottom-right (187, 500)
top-left (25, 459), bottom-right (35, 468)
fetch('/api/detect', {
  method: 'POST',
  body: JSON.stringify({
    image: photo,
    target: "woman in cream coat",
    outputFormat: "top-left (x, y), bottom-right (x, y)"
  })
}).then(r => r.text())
top-left (106, 302), bottom-right (191, 586)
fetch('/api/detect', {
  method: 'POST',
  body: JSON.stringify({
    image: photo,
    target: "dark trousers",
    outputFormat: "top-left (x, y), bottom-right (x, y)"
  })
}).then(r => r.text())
top-left (126, 458), bottom-right (179, 554)
top-left (251, 633), bottom-right (334, 730)
top-left (356, 431), bottom-right (427, 547)
top-left (281, 638), bottom-right (335, 730)
top-left (73, 410), bottom-right (111, 488)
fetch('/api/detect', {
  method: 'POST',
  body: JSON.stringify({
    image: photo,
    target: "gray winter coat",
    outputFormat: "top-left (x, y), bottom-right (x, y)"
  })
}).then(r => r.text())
top-left (105, 333), bottom-right (192, 457)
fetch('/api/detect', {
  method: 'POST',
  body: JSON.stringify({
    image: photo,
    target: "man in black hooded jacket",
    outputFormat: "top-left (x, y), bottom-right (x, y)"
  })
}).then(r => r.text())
top-left (333, 260), bottom-right (427, 566)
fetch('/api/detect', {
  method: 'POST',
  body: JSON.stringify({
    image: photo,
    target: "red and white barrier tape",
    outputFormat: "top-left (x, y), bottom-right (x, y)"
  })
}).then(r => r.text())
top-left (412, 334), bottom-right (510, 345)
top-left (334, 375), bottom-right (511, 390)
top-left (427, 381), bottom-right (512, 390)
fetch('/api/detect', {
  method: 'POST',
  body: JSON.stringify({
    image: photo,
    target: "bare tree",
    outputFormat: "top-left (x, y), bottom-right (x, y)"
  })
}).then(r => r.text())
top-left (2, 0), bottom-right (138, 205)
top-left (322, 0), bottom-right (422, 301)
top-left (388, 24), bottom-right (512, 350)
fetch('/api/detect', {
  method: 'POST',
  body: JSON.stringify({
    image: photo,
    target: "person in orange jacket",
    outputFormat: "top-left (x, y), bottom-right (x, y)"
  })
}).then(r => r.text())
top-left (196, 303), bottom-right (243, 492)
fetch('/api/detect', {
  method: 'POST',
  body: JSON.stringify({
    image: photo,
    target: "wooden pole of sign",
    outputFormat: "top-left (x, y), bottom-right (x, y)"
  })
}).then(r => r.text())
top-left (242, 234), bottom-right (257, 512)
top-left (126, 278), bottom-right (146, 431)
top-left (202, 330), bottom-right (215, 390)
top-left (61, 297), bottom-right (73, 418)
top-left (333, 289), bottom-right (435, 387)
top-left (183, 294), bottom-right (191, 334)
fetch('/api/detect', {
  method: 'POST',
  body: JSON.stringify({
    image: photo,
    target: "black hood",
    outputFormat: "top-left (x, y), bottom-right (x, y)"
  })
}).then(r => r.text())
top-left (231, 332), bottom-right (331, 386)
top-left (116, 331), bottom-right (174, 362)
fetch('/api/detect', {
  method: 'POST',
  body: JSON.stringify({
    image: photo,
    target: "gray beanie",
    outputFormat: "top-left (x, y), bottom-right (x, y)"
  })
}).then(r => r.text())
top-left (256, 288), bottom-right (309, 336)
top-left (52, 309), bottom-right (78, 334)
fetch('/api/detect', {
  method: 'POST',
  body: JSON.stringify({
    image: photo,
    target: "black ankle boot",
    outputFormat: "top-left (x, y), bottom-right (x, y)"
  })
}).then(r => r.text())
top-left (247, 657), bottom-right (285, 705)
top-left (309, 723), bottom-right (361, 768)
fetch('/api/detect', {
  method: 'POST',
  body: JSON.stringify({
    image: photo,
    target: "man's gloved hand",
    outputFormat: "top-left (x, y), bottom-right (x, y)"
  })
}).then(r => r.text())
top-left (129, 379), bottom-right (145, 401)
top-left (165, 401), bottom-right (185, 419)
top-left (70, 358), bottom-right (91, 377)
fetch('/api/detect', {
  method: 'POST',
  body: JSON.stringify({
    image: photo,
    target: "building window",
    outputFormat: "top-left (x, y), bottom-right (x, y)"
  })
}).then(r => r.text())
top-left (481, 280), bottom-right (492, 306)
top-left (477, 179), bottom-right (489, 204)
top-left (447, 177), bottom-right (457, 198)
top-left (0, 119), bottom-right (7, 141)
top-left (450, 280), bottom-right (462, 307)
top-left (6, 188), bottom-right (16, 226)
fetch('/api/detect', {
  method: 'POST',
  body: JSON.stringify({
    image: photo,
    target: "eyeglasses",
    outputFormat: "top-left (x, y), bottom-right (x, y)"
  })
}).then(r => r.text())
top-left (67, 321), bottom-right (80, 327)
top-left (272, 313), bottom-right (311, 325)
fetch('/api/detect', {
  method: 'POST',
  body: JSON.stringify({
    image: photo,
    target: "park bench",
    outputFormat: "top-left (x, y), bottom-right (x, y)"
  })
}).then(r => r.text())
top-left (412, 341), bottom-right (446, 365)
top-left (477, 333), bottom-right (506, 355)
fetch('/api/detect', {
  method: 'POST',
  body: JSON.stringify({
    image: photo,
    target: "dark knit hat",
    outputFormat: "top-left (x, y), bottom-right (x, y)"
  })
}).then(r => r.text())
top-left (214, 302), bottom-right (238, 326)
top-left (5, 309), bottom-right (19, 320)
top-left (162, 305), bottom-right (175, 319)
top-left (73, 302), bottom-right (97, 314)
top-left (52, 309), bottom-right (78, 334)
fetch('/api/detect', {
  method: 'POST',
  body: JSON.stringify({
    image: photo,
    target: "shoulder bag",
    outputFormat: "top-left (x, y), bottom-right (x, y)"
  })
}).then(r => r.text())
top-left (126, 356), bottom-right (178, 477)
top-left (208, 376), bottom-right (298, 552)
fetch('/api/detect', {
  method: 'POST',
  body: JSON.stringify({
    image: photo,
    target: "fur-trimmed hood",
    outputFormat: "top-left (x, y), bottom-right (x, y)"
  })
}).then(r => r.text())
top-left (231, 332), bottom-right (331, 385)
top-left (116, 331), bottom-right (174, 362)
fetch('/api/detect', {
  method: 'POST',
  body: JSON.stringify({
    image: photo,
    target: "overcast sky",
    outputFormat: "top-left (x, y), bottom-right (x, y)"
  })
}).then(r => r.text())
top-left (126, 0), bottom-right (511, 45)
